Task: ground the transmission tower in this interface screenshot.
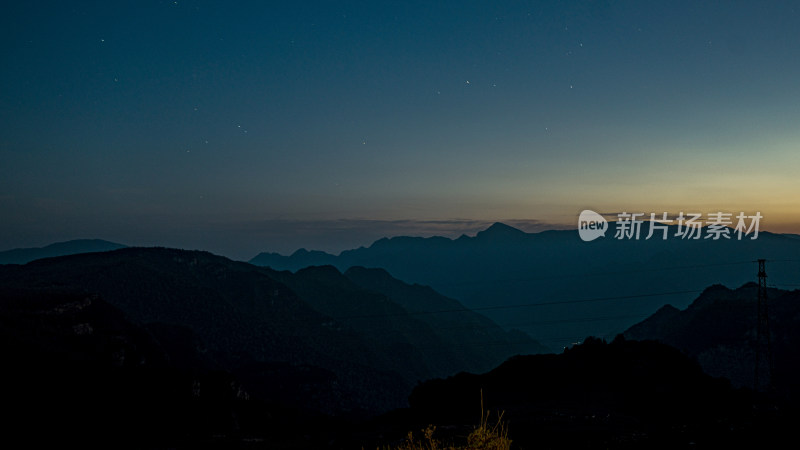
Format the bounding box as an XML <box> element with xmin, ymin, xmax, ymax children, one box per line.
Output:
<box><xmin>754</xmin><ymin>258</ymin><xmax>773</xmax><ymax>391</ymax></box>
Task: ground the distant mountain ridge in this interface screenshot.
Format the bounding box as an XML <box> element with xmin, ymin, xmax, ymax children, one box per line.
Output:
<box><xmin>0</xmin><ymin>239</ymin><xmax>126</xmax><ymax>264</ymax></box>
<box><xmin>250</xmin><ymin>222</ymin><xmax>800</xmax><ymax>349</ymax></box>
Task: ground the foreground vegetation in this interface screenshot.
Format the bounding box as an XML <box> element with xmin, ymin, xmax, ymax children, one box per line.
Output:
<box><xmin>384</xmin><ymin>396</ymin><xmax>511</xmax><ymax>450</ymax></box>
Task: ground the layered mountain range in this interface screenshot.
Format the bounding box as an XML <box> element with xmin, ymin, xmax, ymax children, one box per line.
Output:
<box><xmin>0</xmin><ymin>247</ymin><xmax>543</xmax><ymax>418</ymax></box>
<box><xmin>251</xmin><ymin>222</ymin><xmax>800</xmax><ymax>348</ymax></box>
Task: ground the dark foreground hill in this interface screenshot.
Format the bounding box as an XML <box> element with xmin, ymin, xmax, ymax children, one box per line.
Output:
<box><xmin>625</xmin><ymin>283</ymin><xmax>800</xmax><ymax>396</ymax></box>
<box><xmin>367</xmin><ymin>337</ymin><xmax>796</xmax><ymax>450</ymax></box>
<box><xmin>0</xmin><ymin>248</ymin><xmax>542</xmax><ymax>416</ymax></box>
<box><xmin>0</xmin><ymin>286</ymin><xmax>359</xmax><ymax>448</ymax></box>
<box><xmin>2</xmin><ymin>270</ymin><xmax>796</xmax><ymax>448</ymax></box>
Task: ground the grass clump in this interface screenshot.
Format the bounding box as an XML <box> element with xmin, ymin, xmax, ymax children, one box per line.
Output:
<box><xmin>465</xmin><ymin>409</ymin><xmax>511</xmax><ymax>450</ymax></box>
<box><xmin>384</xmin><ymin>392</ymin><xmax>511</xmax><ymax>450</ymax></box>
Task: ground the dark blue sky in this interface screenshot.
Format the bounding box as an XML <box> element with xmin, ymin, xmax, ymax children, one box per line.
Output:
<box><xmin>2</xmin><ymin>1</ymin><xmax>799</xmax><ymax>258</ymax></box>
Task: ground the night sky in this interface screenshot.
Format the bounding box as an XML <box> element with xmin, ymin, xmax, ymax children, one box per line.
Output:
<box><xmin>2</xmin><ymin>1</ymin><xmax>799</xmax><ymax>259</ymax></box>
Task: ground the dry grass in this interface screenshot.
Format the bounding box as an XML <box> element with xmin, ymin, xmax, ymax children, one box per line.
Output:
<box><xmin>383</xmin><ymin>392</ymin><xmax>511</xmax><ymax>450</ymax></box>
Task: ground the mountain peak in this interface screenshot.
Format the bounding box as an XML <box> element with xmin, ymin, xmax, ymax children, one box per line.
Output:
<box><xmin>475</xmin><ymin>222</ymin><xmax>526</xmax><ymax>240</ymax></box>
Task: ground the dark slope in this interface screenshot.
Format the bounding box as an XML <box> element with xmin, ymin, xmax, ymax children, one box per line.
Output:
<box><xmin>0</xmin><ymin>246</ymin><xmax>546</xmax><ymax>416</ymax></box>
<box><xmin>0</xmin><ymin>287</ymin><xmax>197</xmax><ymax>448</ymax></box>
<box><xmin>0</xmin><ymin>287</ymin><xmax>359</xmax><ymax>448</ymax></box>
<box><xmin>343</xmin><ymin>266</ymin><xmax>549</xmax><ymax>368</ymax></box>
<box><xmin>262</xmin><ymin>265</ymin><xmax>546</xmax><ymax>382</ymax></box>
<box><xmin>625</xmin><ymin>283</ymin><xmax>800</xmax><ymax>395</ymax></box>
<box><xmin>249</xmin><ymin>222</ymin><xmax>800</xmax><ymax>349</ymax></box>
<box><xmin>0</xmin><ymin>248</ymin><xmax>409</xmax><ymax>415</ymax></box>
<box><xmin>377</xmin><ymin>337</ymin><xmax>790</xmax><ymax>450</ymax></box>
<box><xmin>0</xmin><ymin>239</ymin><xmax>126</xmax><ymax>264</ymax></box>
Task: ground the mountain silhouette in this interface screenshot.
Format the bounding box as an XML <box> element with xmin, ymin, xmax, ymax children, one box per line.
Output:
<box><xmin>0</xmin><ymin>247</ymin><xmax>397</xmax><ymax>415</ymax></box>
<box><xmin>0</xmin><ymin>247</ymin><xmax>543</xmax><ymax>416</ymax></box>
<box><xmin>625</xmin><ymin>283</ymin><xmax>800</xmax><ymax>395</ymax></box>
<box><xmin>380</xmin><ymin>336</ymin><xmax>792</xmax><ymax>449</ymax></box>
<box><xmin>250</xmin><ymin>222</ymin><xmax>800</xmax><ymax>349</ymax></box>
<box><xmin>3</xmin><ymin>250</ymin><xmax>797</xmax><ymax>448</ymax></box>
<box><xmin>0</xmin><ymin>239</ymin><xmax>126</xmax><ymax>264</ymax></box>
<box><xmin>342</xmin><ymin>266</ymin><xmax>549</xmax><ymax>370</ymax></box>
<box><xmin>474</xmin><ymin>222</ymin><xmax>529</xmax><ymax>241</ymax></box>
<box><xmin>0</xmin><ymin>285</ymin><xmax>366</xmax><ymax>448</ymax></box>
